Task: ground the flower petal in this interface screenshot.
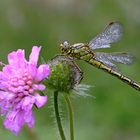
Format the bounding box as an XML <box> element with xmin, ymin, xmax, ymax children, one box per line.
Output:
<box><xmin>28</xmin><ymin>63</ymin><xmax>37</xmax><ymax>78</ymax></box>
<box><xmin>37</xmin><ymin>84</ymin><xmax>46</xmax><ymax>90</ymax></box>
<box><xmin>0</xmin><ymin>91</ymin><xmax>15</xmax><ymax>100</ymax></box>
<box><xmin>4</xmin><ymin>108</ymin><xmax>35</xmax><ymax>135</ymax></box>
<box><xmin>21</xmin><ymin>96</ymin><xmax>35</xmax><ymax>111</ymax></box>
<box><xmin>0</xmin><ymin>91</ymin><xmax>15</xmax><ymax>116</ymax></box>
<box><xmin>29</xmin><ymin>46</ymin><xmax>41</xmax><ymax>66</ymax></box>
<box><xmin>35</xmin><ymin>64</ymin><xmax>50</xmax><ymax>82</ymax></box>
<box><xmin>34</xmin><ymin>93</ymin><xmax>47</xmax><ymax>108</ymax></box>
<box><xmin>2</xmin><ymin>65</ymin><xmax>13</xmax><ymax>77</ymax></box>
<box><xmin>24</xmin><ymin>110</ymin><xmax>34</xmax><ymax>128</ymax></box>
<box><xmin>4</xmin><ymin>110</ymin><xmax>24</xmax><ymax>135</ymax></box>
<box><xmin>0</xmin><ymin>71</ymin><xmax>8</xmax><ymax>81</ymax></box>
<box><xmin>8</xmin><ymin>49</ymin><xmax>26</xmax><ymax>69</ymax></box>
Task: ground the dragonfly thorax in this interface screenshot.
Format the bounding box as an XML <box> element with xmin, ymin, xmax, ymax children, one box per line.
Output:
<box><xmin>60</xmin><ymin>41</ymin><xmax>85</xmax><ymax>56</ymax></box>
<box><xmin>72</xmin><ymin>43</ymin><xmax>85</xmax><ymax>48</ymax></box>
<box><xmin>60</xmin><ymin>41</ymin><xmax>94</xmax><ymax>60</ymax></box>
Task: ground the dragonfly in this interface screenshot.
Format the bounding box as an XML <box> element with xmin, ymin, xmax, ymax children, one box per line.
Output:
<box><xmin>60</xmin><ymin>22</ymin><xmax>140</xmax><ymax>91</ymax></box>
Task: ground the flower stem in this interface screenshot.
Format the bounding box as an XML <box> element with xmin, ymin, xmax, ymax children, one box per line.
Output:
<box><xmin>54</xmin><ymin>91</ymin><xmax>66</xmax><ymax>140</ymax></box>
<box><xmin>64</xmin><ymin>95</ymin><xmax>74</xmax><ymax>140</ymax></box>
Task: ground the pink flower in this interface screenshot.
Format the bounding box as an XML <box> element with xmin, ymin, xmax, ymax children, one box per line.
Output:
<box><xmin>0</xmin><ymin>46</ymin><xmax>50</xmax><ymax>135</ymax></box>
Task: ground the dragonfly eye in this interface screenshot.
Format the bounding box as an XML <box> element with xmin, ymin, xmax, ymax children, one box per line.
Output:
<box><xmin>63</xmin><ymin>41</ymin><xmax>69</xmax><ymax>48</ymax></box>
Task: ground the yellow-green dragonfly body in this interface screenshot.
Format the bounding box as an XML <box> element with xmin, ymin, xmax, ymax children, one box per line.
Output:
<box><xmin>60</xmin><ymin>22</ymin><xmax>140</xmax><ymax>91</ymax></box>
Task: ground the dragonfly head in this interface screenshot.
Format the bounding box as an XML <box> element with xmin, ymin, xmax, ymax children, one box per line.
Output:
<box><xmin>60</xmin><ymin>41</ymin><xmax>71</xmax><ymax>54</ymax></box>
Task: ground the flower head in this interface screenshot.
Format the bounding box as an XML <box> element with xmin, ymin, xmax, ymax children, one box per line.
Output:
<box><xmin>0</xmin><ymin>46</ymin><xmax>50</xmax><ymax>134</ymax></box>
<box><xmin>46</xmin><ymin>55</ymin><xmax>83</xmax><ymax>92</ymax></box>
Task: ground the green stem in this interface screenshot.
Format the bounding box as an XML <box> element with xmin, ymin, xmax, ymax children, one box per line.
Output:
<box><xmin>54</xmin><ymin>91</ymin><xmax>66</xmax><ymax>140</ymax></box>
<box><xmin>65</xmin><ymin>95</ymin><xmax>74</xmax><ymax>140</ymax></box>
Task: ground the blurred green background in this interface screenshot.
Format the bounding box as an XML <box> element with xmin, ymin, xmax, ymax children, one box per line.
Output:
<box><xmin>0</xmin><ymin>0</ymin><xmax>140</xmax><ymax>140</ymax></box>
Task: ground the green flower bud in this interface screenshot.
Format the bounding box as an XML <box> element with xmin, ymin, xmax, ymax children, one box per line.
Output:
<box><xmin>45</xmin><ymin>55</ymin><xmax>83</xmax><ymax>92</ymax></box>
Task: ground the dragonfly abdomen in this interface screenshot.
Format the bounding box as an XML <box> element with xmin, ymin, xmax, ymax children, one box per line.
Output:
<box><xmin>88</xmin><ymin>58</ymin><xmax>140</xmax><ymax>91</ymax></box>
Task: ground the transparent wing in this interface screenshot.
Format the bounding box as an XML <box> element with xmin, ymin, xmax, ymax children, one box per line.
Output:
<box><xmin>89</xmin><ymin>22</ymin><xmax>123</xmax><ymax>50</ymax></box>
<box><xmin>95</xmin><ymin>52</ymin><xmax>134</xmax><ymax>69</ymax></box>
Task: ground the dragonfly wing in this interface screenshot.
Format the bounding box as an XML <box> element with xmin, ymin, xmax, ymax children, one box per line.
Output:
<box><xmin>89</xmin><ymin>22</ymin><xmax>123</xmax><ymax>50</ymax></box>
<box><xmin>95</xmin><ymin>52</ymin><xmax>134</xmax><ymax>69</ymax></box>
